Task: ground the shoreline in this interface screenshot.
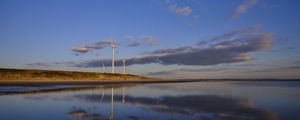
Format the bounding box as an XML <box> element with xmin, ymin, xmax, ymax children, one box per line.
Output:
<box><xmin>0</xmin><ymin>79</ymin><xmax>299</xmax><ymax>86</ymax></box>
<box><xmin>0</xmin><ymin>79</ymin><xmax>200</xmax><ymax>86</ymax></box>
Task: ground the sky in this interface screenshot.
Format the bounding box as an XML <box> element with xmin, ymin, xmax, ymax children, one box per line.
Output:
<box><xmin>0</xmin><ymin>0</ymin><xmax>300</xmax><ymax>79</ymax></box>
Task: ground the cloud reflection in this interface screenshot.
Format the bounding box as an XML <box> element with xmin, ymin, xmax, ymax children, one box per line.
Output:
<box><xmin>74</xmin><ymin>94</ymin><xmax>280</xmax><ymax>120</ymax></box>
<box><xmin>68</xmin><ymin>108</ymin><xmax>104</xmax><ymax>120</ymax></box>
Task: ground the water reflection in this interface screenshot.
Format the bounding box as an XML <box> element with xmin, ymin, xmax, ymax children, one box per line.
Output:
<box><xmin>1</xmin><ymin>81</ymin><xmax>298</xmax><ymax>120</ymax></box>
<box><xmin>69</xmin><ymin>108</ymin><xmax>104</xmax><ymax>120</ymax></box>
<box><xmin>110</xmin><ymin>87</ymin><xmax>114</xmax><ymax>120</ymax></box>
<box><xmin>71</xmin><ymin>86</ymin><xmax>279</xmax><ymax>120</ymax></box>
<box><xmin>0</xmin><ymin>84</ymin><xmax>138</xmax><ymax>95</ymax></box>
<box><xmin>109</xmin><ymin>86</ymin><xmax>126</xmax><ymax>120</ymax></box>
<box><xmin>67</xmin><ymin>86</ymin><xmax>127</xmax><ymax>120</ymax></box>
<box><xmin>122</xmin><ymin>87</ymin><xmax>126</xmax><ymax>104</ymax></box>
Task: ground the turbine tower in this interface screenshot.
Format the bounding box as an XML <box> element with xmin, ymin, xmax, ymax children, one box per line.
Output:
<box><xmin>122</xmin><ymin>87</ymin><xmax>126</xmax><ymax>103</ymax></box>
<box><xmin>111</xmin><ymin>41</ymin><xmax>116</xmax><ymax>73</ymax></box>
<box><xmin>122</xmin><ymin>58</ymin><xmax>126</xmax><ymax>74</ymax></box>
<box><xmin>102</xmin><ymin>63</ymin><xmax>106</xmax><ymax>73</ymax></box>
<box><xmin>109</xmin><ymin>87</ymin><xmax>114</xmax><ymax>120</ymax></box>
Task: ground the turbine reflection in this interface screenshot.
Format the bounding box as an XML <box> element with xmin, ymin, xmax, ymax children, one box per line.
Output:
<box><xmin>109</xmin><ymin>87</ymin><xmax>114</xmax><ymax>120</ymax></box>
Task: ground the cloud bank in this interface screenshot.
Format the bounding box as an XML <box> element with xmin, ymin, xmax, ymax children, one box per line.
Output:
<box><xmin>26</xmin><ymin>62</ymin><xmax>51</xmax><ymax>67</ymax></box>
<box><xmin>74</xmin><ymin>25</ymin><xmax>273</xmax><ymax>67</ymax></box>
<box><xmin>147</xmin><ymin>68</ymin><xmax>226</xmax><ymax>76</ymax></box>
<box><xmin>28</xmin><ymin>25</ymin><xmax>273</xmax><ymax>69</ymax></box>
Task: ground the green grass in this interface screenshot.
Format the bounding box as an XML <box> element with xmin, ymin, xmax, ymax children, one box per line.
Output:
<box><xmin>0</xmin><ymin>68</ymin><xmax>152</xmax><ymax>80</ymax></box>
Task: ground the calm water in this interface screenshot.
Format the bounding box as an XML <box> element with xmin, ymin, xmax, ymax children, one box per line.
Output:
<box><xmin>0</xmin><ymin>81</ymin><xmax>299</xmax><ymax>120</ymax></box>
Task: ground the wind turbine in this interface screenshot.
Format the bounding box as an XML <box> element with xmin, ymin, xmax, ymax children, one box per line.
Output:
<box><xmin>111</xmin><ymin>41</ymin><xmax>116</xmax><ymax>73</ymax></box>
<box><xmin>95</xmin><ymin>53</ymin><xmax>105</xmax><ymax>73</ymax></box>
<box><xmin>122</xmin><ymin>58</ymin><xmax>126</xmax><ymax>74</ymax></box>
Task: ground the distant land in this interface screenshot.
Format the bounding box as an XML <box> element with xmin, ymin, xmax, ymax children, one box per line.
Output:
<box><xmin>0</xmin><ymin>68</ymin><xmax>299</xmax><ymax>86</ymax></box>
<box><xmin>0</xmin><ymin>68</ymin><xmax>153</xmax><ymax>81</ymax></box>
<box><xmin>0</xmin><ymin>68</ymin><xmax>200</xmax><ymax>85</ymax></box>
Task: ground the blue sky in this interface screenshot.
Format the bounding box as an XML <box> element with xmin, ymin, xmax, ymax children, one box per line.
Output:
<box><xmin>0</xmin><ymin>0</ymin><xmax>300</xmax><ymax>79</ymax></box>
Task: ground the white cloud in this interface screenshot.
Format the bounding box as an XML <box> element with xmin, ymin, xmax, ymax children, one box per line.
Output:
<box><xmin>71</xmin><ymin>40</ymin><xmax>113</xmax><ymax>54</ymax></box>
<box><xmin>229</xmin><ymin>0</ymin><xmax>258</xmax><ymax>19</ymax></box>
<box><xmin>169</xmin><ymin>4</ymin><xmax>192</xmax><ymax>16</ymax></box>
<box><xmin>141</xmin><ymin>35</ymin><xmax>159</xmax><ymax>46</ymax></box>
<box><xmin>71</xmin><ymin>46</ymin><xmax>90</xmax><ymax>53</ymax></box>
<box><xmin>193</xmin><ymin>15</ymin><xmax>199</xmax><ymax>20</ymax></box>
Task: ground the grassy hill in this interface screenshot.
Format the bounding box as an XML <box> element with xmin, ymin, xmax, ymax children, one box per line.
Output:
<box><xmin>0</xmin><ymin>68</ymin><xmax>152</xmax><ymax>81</ymax></box>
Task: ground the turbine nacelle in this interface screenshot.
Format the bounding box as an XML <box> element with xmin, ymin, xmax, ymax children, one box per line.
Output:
<box><xmin>111</xmin><ymin>41</ymin><xmax>116</xmax><ymax>48</ymax></box>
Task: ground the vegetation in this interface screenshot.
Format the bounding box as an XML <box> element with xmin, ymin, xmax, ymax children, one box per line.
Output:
<box><xmin>0</xmin><ymin>68</ymin><xmax>152</xmax><ymax>80</ymax></box>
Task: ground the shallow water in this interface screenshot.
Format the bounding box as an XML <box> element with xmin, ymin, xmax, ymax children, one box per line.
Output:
<box><xmin>0</xmin><ymin>81</ymin><xmax>299</xmax><ymax>120</ymax></box>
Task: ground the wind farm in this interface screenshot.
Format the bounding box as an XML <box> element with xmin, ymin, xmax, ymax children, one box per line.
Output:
<box><xmin>1</xmin><ymin>0</ymin><xmax>300</xmax><ymax>120</ymax></box>
<box><xmin>0</xmin><ymin>41</ymin><xmax>157</xmax><ymax>85</ymax></box>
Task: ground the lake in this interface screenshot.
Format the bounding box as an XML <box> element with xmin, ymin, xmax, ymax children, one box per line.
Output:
<box><xmin>0</xmin><ymin>81</ymin><xmax>299</xmax><ymax>120</ymax></box>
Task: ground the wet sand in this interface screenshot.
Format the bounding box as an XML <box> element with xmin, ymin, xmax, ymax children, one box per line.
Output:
<box><xmin>0</xmin><ymin>79</ymin><xmax>202</xmax><ymax>86</ymax></box>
